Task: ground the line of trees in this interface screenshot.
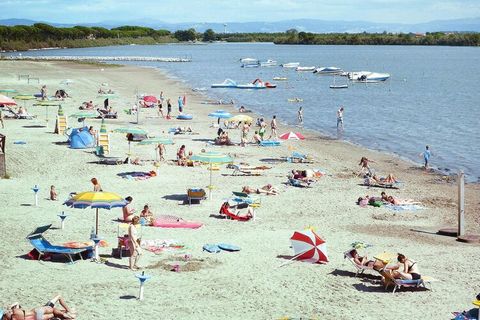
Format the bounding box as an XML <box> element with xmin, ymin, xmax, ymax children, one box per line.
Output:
<box><xmin>274</xmin><ymin>29</ymin><xmax>480</xmax><ymax>46</ymax></box>
<box><xmin>1</xmin><ymin>23</ymin><xmax>479</xmax><ymax>51</ymax></box>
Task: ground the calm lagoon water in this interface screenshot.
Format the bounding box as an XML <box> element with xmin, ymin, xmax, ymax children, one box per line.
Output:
<box><xmin>14</xmin><ymin>43</ymin><xmax>480</xmax><ymax>181</ymax></box>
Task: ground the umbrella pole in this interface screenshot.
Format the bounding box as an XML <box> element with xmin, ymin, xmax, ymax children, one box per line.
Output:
<box><xmin>277</xmin><ymin>250</ymin><xmax>311</xmax><ymax>268</ymax></box>
<box><xmin>95</xmin><ymin>208</ymin><xmax>99</xmax><ymax>236</ymax></box>
<box><xmin>128</xmin><ymin>141</ymin><xmax>131</xmax><ymax>155</ymax></box>
<box><xmin>209</xmin><ymin>163</ymin><xmax>213</xmax><ymax>200</ymax></box>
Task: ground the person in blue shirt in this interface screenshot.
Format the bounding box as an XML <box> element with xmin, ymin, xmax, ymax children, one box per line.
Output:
<box><xmin>178</xmin><ymin>96</ymin><xmax>183</xmax><ymax>113</ymax></box>
<box><xmin>421</xmin><ymin>145</ymin><xmax>432</xmax><ymax>170</ymax></box>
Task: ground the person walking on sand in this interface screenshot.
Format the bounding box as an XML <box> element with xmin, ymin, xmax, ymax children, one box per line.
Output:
<box><xmin>40</xmin><ymin>85</ymin><xmax>47</xmax><ymax>101</ymax></box>
<box><xmin>297</xmin><ymin>107</ymin><xmax>303</xmax><ymax>126</ymax></box>
<box><xmin>166</xmin><ymin>99</ymin><xmax>172</xmax><ymax>119</ymax></box>
<box><xmin>420</xmin><ymin>145</ymin><xmax>432</xmax><ymax>170</ymax></box>
<box><xmin>128</xmin><ymin>216</ymin><xmax>142</xmax><ymax>271</ymax></box>
<box><xmin>240</xmin><ymin>122</ymin><xmax>250</xmax><ymax>147</ymax></box>
<box><xmin>157</xmin><ymin>99</ymin><xmax>164</xmax><ymax>118</ymax></box>
<box><xmin>268</xmin><ymin>115</ymin><xmax>278</xmax><ymax>140</ymax></box>
<box><xmin>156</xmin><ymin>143</ymin><xmax>166</xmax><ymax>161</ymax></box>
<box><xmin>159</xmin><ymin>91</ymin><xmax>164</xmax><ymax>103</ymax></box>
<box><xmin>178</xmin><ymin>96</ymin><xmax>183</xmax><ymax>113</ymax></box>
<box><xmin>337</xmin><ymin>107</ymin><xmax>344</xmax><ymax>129</ymax></box>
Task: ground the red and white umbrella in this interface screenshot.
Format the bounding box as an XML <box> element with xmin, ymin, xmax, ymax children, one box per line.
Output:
<box><xmin>280</xmin><ymin>131</ymin><xmax>305</xmax><ymax>140</ymax></box>
<box><xmin>143</xmin><ymin>95</ymin><xmax>158</xmax><ymax>103</ymax></box>
<box><xmin>290</xmin><ymin>229</ymin><xmax>328</xmax><ymax>264</ymax></box>
<box><xmin>0</xmin><ymin>94</ymin><xmax>17</xmax><ymax>106</ymax></box>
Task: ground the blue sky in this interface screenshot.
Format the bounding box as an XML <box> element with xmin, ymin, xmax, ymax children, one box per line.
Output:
<box><xmin>1</xmin><ymin>0</ymin><xmax>479</xmax><ymax>24</ymax></box>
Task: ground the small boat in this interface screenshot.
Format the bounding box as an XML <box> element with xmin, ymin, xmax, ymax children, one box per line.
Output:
<box><xmin>259</xmin><ymin>59</ymin><xmax>277</xmax><ymax>67</ymax></box>
<box><xmin>241</xmin><ymin>62</ymin><xmax>260</xmax><ymax>68</ymax></box>
<box><xmin>329</xmin><ymin>76</ymin><xmax>348</xmax><ymax>89</ymax></box>
<box><xmin>313</xmin><ymin>66</ymin><xmax>343</xmax><ymax>75</ymax></box>
<box><xmin>192</xmin><ymin>87</ymin><xmax>207</xmax><ymax>92</ymax></box>
<box><xmin>273</xmin><ymin>77</ymin><xmax>288</xmax><ymax>81</ymax></box>
<box><xmin>239</xmin><ymin>58</ymin><xmax>258</xmax><ymax>64</ymax></box>
<box><xmin>296</xmin><ymin>66</ymin><xmax>316</xmax><ymax>72</ymax></box>
<box><xmin>211</xmin><ymin>79</ymin><xmax>237</xmax><ymax>88</ymax></box>
<box><xmin>281</xmin><ymin>62</ymin><xmax>300</xmax><ymax>68</ymax></box>
<box><xmin>348</xmin><ymin>71</ymin><xmax>390</xmax><ymax>82</ymax></box>
<box><xmin>287</xmin><ymin>98</ymin><xmax>303</xmax><ymax>103</ymax></box>
<box><xmin>237</xmin><ymin>79</ymin><xmax>276</xmax><ymax>89</ymax></box>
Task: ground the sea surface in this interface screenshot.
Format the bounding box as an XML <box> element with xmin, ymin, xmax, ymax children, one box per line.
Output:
<box><xmin>11</xmin><ymin>43</ymin><xmax>480</xmax><ymax>181</ymax></box>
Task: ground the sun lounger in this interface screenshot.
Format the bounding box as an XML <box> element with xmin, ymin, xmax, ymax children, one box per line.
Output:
<box><xmin>26</xmin><ymin>224</ymin><xmax>90</xmax><ymax>263</ymax></box>
<box><xmin>94</xmin><ymin>147</ymin><xmax>124</xmax><ymax>165</ymax></box>
<box><xmin>187</xmin><ymin>188</ymin><xmax>206</xmax><ymax>206</ymax></box>
<box><xmin>231</xmin><ymin>191</ymin><xmax>261</xmax><ymax>207</ymax></box>
<box><xmin>287</xmin><ymin>152</ymin><xmax>314</xmax><ymax>163</ymax></box>
<box><xmin>344</xmin><ymin>251</ymin><xmax>376</xmax><ymax>277</ymax></box>
<box><xmin>219</xmin><ymin>203</ymin><xmax>253</xmax><ymax>222</ymax></box>
<box><xmin>97</xmin><ymin>109</ymin><xmax>118</xmax><ymax>119</ymax></box>
<box><xmin>230</xmin><ymin>165</ymin><xmax>262</xmax><ymax>176</ymax></box>
<box><xmin>378</xmin><ymin>269</ymin><xmax>435</xmax><ymax>293</ymax></box>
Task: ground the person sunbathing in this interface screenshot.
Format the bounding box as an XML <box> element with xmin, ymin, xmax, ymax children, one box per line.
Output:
<box><xmin>242</xmin><ymin>184</ymin><xmax>278</xmax><ymax>195</ymax></box>
<box><xmin>122</xmin><ymin>196</ymin><xmax>135</xmax><ymax>222</ymax></box>
<box><xmin>349</xmin><ymin>249</ymin><xmax>385</xmax><ymax>271</ymax></box>
<box><xmin>220</xmin><ymin>202</ymin><xmax>255</xmax><ymax>220</ymax></box>
<box><xmin>2</xmin><ymin>295</ymin><xmax>75</xmax><ymax>320</ymax></box>
<box><xmin>140</xmin><ymin>204</ymin><xmax>154</xmax><ymax>225</ymax></box>
<box><xmin>388</xmin><ymin>253</ymin><xmax>421</xmax><ymax>280</ymax></box>
<box><xmin>364</xmin><ymin>173</ymin><xmax>398</xmax><ymax>186</ymax></box>
<box><xmin>291</xmin><ymin>170</ymin><xmax>313</xmax><ymax>182</ymax></box>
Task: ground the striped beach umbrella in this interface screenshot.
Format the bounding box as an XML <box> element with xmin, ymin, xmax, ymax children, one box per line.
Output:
<box><xmin>64</xmin><ymin>191</ymin><xmax>127</xmax><ymax>235</ymax></box>
<box><xmin>57</xmin><ymin>105</ymin><xmax>64</xmax><ymax>116</ymax></box>
<box><xmin>190</xmin><ymin>151</ymin><xmax>233</xmax><ymax>199</ymax></box>
<box><xmin>279</xmin><ymin>131</ymin><xmax>305</xmax><ymax>140</ymax></box>
<box><xmin>33</xmin><ymin>101</ymin><xmax>61</xmax><ymax>124</ymax></box>
<box><xmin>290</xmin><ymin>229</ymin><xmax>329</xmax><ymax>264</ymax></box>
<box><xmin>99</xmin><ymin>118</ymin><xmax>107</xmax><ymax>133</ymax></box>
<box><xmin>0</xmin><ymin>94</ymin><xmax>17</xmax><ymax>106</ymax></box>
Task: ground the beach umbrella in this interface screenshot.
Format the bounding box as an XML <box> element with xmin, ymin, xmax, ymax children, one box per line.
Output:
<box><xmin>190</xmin><ymin>151</ymin><xmax>233</xmax><ymax>199</ymax></box>
<box><xmin>208</xmin><ymin>110</ymin><xmax>232</xmax><ymax>125</ymax></box>
<box><xmin>33</xmin><ymin>101</ymin><xmax>61</xmax><ymax>125</ymax></box>
<box><xmin>113</xmin><ymin>127</ymin><xmax>148</xmax><ymax>154</ymax></box>
<box><xmin>290</xmin><ymin>229</ymin><xmax>329</xmax><ymax>264</ymax></box>
<box><xmin>229</xmin><ymin>114</ymin><xmax>253</xmax><ymax>123</ymax></box>
<box><xmin>70</xmin><ymin>111</ymin><xmax>97</xmax><ymax>126</ymax></box>
<box><xmin>0</xmin><ymin>89</ymin><xmax>17</xmax><ymax>96</ymax></box>
<box><xmin>143</xmin><ymin>95</ymin><xmax>158</xmax><ymax>103</ymax></box>
<box><xmin>280</xmin><ymin>132</ymin><xmax>305</xmax><ymax>140</ymax></box>
<box><xmin>0</xmin><ymin>94</ymin><xmax>17</xmax><ymax>106</ymax></box>
<box><xmin>138</xmin><ymin>137</ymin><xmax>174</xmax><ymax>145</ymax></box>
<box><xmin>97</xmin><ymin>93</ymin><xmax>118</xmax><ymax>98</ymax></box>
<box><xmin>63</xmin><ymin>191</ymin><xmax>127</xmax><ymax>236</ymax></box>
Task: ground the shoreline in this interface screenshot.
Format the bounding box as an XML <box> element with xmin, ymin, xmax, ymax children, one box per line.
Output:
<box><xmin>1</xmin><ymin>60</ymin><xmax>479</xmax><ymax>320</ymax></box>
<box><xmin>142</xmin><ymin>63</ymin><xmax>475</xmax><ymax>184</ymax></box>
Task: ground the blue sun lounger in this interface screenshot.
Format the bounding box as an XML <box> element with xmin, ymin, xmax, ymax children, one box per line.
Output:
<box><xmin>27</xmin><ymin>224</ymin><xmax>91</xmax><ymax>263</ymax></box>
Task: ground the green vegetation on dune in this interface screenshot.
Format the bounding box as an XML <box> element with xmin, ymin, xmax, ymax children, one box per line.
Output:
<box><xmin>0</xmin><ymin>23</ymin><xmax>479</xmax><ymax>51</ymax></box>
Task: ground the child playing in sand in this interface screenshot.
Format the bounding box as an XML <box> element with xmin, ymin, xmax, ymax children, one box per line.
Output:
<box><xmin>50</xmin><ymin>185</ymin><xmax>58</xmax><ymax>201</ymax></box>
<box><xmin>140</xmin><ymin>204</ymin><xmax>154</xmax><ymax>226</ymax></box>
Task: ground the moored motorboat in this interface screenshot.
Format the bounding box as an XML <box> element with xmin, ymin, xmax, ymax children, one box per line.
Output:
<box><xmin>259</xmin><ymin>59</ymin><xmax>277</xmax><ymax>67</ymax></box>
<box><xmin>348</xmin><ymin>71</ymin><xmax>390</xmax><ymax>82</ymax></box>
<box><xmin>281</xmin><ymin>62</ymin><xmax>300</xmax><ymax>68</ymax></box>
<box><xmin>313</xmin><ymin>66</ymin><xmax>343</xmax><ymax>75</ymax></box>
<box><xmin>239</xmin><ymin>58</ymin><xmax>258</xmax><ymax>64</ymax></box>
<box><xmin>296</xmin><ymin>66</ymin><xmax>316</xmax><ymax>72</ymax></box>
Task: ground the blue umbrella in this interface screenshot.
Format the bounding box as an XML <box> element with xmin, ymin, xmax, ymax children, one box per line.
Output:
<box><xmin>208</xmin><ymin>110</ymin><xmax>232</xmax><ymax>125</ymax></box>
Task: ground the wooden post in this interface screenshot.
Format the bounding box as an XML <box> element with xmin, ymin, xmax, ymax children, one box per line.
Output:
<box><xmin>457</xmin><ymin>171</ymin><xmax>465</xmax><ymax>237</ymax></box>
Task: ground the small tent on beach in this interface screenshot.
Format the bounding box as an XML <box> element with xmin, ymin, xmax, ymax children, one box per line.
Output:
<box><xmin>69</xmin><ymin>127</ymin><xmax>95</xmax><ymax>149</ymax></box>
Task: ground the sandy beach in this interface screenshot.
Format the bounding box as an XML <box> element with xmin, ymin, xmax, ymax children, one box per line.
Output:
<box><xmin>0</xmin><ymin>60</ymin><xmax>479</xmax><ymax>320</ymax></box>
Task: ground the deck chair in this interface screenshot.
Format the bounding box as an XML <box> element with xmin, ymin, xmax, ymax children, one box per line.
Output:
<box><xmin>219</xmin><ymin>203</ymin><xmax>252</xmax><ymax>222</ymax></box>
<box><xmin>231</xmin><ymin>191</ymin><xmax>261</xmax><ymax>207</ymax></box>
<box><xmin>26</xmin><ymin>224</ymin><xmax>89</xmax><ymax>263</ymax></box>
<box><xmin>97</xmin><ymin>108</ymin><xmax>118</xmax><ymax>119</ymax></box>
<box><xmin>378</xmin><ymin>269</ymin><xmax>435</xmax><ymax>293</ymax></box>
<box><xmin>116</xmin><ymin>223</ymin><xmax>130</xmax><ymax>258</ymax></box>
<box><xmin>231</xmin><ymin>165</ymin><xmax>262</xmax><ymax>176</ymax></box>
<box><xmin>187</xmin><ymin>188</ymin><xmax>206</xmax><ymax>206</ymax></box>
<box><xmin>343</xmin><ymin>251</ymin><xmax>375</xmax><ymax>277</ymax></box>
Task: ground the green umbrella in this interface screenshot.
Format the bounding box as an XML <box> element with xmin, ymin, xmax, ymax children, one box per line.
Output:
<box><xmin>33</xmin><ymin>101</ymin><xmax>61</xmax><ymax>125</ymax></box>
<box><xmin>97</xmin><ymin>93</ymin><xmax>118</xmax><ymax>98</ymax></box>
<box><xmin>13</xmin><ymin>94</ymin><xmax>36</xmax><ymax>108</ymax></box>
<box><xmin>190</xmin><ymin>151</ymin><xmax>233</xmax><ymax>199</ymax></box>
<box><xmin>113</xmin><ymin>127</ymin><xmax>148</xmax><ymax>154</ymax></box>
<box><xmin>70</xmin><ymin>111</ymin><xmax>97</xmax><ymax>126</ymax></box>
<box><xmin>0</xmin><ymin>89</ymin><xmax>17</xmax><ymax>96</ymax></box>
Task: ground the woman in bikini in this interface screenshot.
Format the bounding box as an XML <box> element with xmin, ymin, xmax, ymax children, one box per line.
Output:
<box><xmin>2</xmin><ymin>295</ymin><xmax>75</xmax><ymax>320</ymax></box>
<box><xmin>349</xmin><ymin>249</ymin><xmax>386</xmax><ymax>271</ymax></box>
<box><xmin>390</xmin><ymin>253</ymin><xmax>421</xmax><ymax>280</ymax></box>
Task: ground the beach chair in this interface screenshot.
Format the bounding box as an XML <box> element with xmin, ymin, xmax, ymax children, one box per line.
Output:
<box><xmin>115</xmin><ymin>223</ymin><xmax>130</xmax><ymax>259</ymax></box>
<box><xmin>219</xmin><ymin>203</ymin><xmax>253</xmax><ymax>222</ymax></box>
<box><xmin>287</xmin><ymin>152</ymin><xmax>314</xmax><ymax>163</ymax></box>
<box><xmin>343</xmin><ymin>251</ymin><xmax>375</xmax><ymax>277</ymax></box>
<box><xmin>26</xmin><ymin>224</ymin><xmax>90</xmax><ymax>264</ymax></box>
<box><xmin>378</xmin><ymin>269</ymin><xmax>435</xmax><ymax>293</ymax></box>
<box><xmin>187</xmin><ymin>188</ymin><xmax>206</xmax><ymax>206</ymax></box>
<box><xmin>230</xmin><ymin>165</ymin><xmax>262</xmax><ymax>176</ymax></box>
<box><xmin>231</xmin><ymin>191</ymin><xmax>261</xmax><ymax>208</ymax></box>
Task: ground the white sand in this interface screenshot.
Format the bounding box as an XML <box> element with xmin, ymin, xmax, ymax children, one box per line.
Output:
<box><xmin>0</xmin><ymin>60</ymin><xmax>479</xmax><ymax>320</ymax></box>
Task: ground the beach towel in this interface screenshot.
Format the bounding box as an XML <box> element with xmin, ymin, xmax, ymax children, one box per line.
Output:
<box><xmin>203</xmin><ymin>244</ymin><xmax>221</xmax><ymax>253</ymax></box>
<box><xmin>384</xmin><ymin>204</ymin><xmax>425</xmax><ymax>212</ymax></box>
<box><xmin>141</xmin><ymin>239</ymin><xmax>185</xmax><ymax>254</ymax></box>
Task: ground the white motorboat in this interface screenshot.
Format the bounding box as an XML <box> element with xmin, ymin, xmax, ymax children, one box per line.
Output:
<box><xmin>239</xmin><ymin>58</ymin><xmax>258</xmax><ymax>64</ymax></box>
<box><xmin>241</xmin><ymin>62</ymin><xmax>260</xmax><ymax>68</ymax></box>
<box><xmin>259</xmin><ymin>59</ymin><xmax>277</xmax><ymax>67</ymax></box>
<box><xmin>313</xmin><ymin>66</ymin><xmax>343</xmax><ymax>75</ymax></box>
<box><xmin>281</xmin><ymin>62</ymin><xmax>300</xmax><ymax>68</ymax></box>
<box><xmin>296</xmin><ymin>66</ymin><xmax>316</xmax><ymax>72</ymax></box>
<box><xmin>348</xmin><ymin>71</ymin><xmax>390</xmax><ymax>82</ymax></box>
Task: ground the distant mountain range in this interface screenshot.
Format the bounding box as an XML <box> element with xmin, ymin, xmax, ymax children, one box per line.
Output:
<box><xmin>1</xmin><ymin>17</ymin><xmax>479</xmax><ymax>33</ymax></box>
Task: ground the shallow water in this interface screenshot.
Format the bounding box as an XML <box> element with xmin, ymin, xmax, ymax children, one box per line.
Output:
<box><xmin>13</xmin><ymin>43</ymin><xmax>480</xmax><ymax>181</ymax></box>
